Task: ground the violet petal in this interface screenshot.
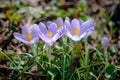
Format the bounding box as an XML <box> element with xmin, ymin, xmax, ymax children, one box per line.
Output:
<box><xmin>79</xmin><ymin>19</ymin><xmax>93</xmax><ymax>35</ymax></box>
<box><xmin>31</xmin><ymin>24</ymin><xmax>39</xmax><ymax>38</ymax></box>
<box><xmin>14</xmin><ymin>32</ymin><xmax>29</xmax><ymax>44</ymax></box>
<box><xmin>65</xmin><ymin>20</ymin><xmax>73</xmax><ymax>34</ymax></box>
<box><xmin>30</xmin><ymin>37</ymin><xmax>39</xmax><ymax>44</ymax></box>
<box><xmin>39</xmin><ymin>22</ymin><xmax>47</xmax><ymax>34</ymax></box>
<box><xmin>48</xmin><ymin>23</ymin><xmax>57</xmax><ymax>33</ymax></box>
<box><xmin>22</xmin><ymin>25</ymin><xmax>31</xmax><ymax>35</ymax></box>
<box><xmin>56</xmin><ymin>17</ymin><xmax>63</xmax><ymax>27</ymax></box>
<box><xmin>46</xmin><ymin>21</ymin><xmax>52</xmax><ymax>27</ymax></box>
<box><xmin>71</xmin><ymin>19</ymin><xmax>80</xmax><ymax>34</ymax></box>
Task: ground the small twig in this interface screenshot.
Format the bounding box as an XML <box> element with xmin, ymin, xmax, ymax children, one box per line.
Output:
<box><xmin>96</xmin><ymin>67</ymin><xmax>106</xmax><ymax>80</ymax></box>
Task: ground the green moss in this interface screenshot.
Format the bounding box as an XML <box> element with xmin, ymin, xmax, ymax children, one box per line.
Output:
<box><xmin>4</xmin><ymin>9</ymin><xmax>21</xmax><ymax>23</ymax></box>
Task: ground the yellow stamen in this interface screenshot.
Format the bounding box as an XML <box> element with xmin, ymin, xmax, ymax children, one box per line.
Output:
<box><xmin>57</xmin><ymin>22</ymin><xmax>61</xmax><ymax>28</ymax></box>
<box><xmin>74</xmin><ymin>27</ymin><xmax>79</xmax><ymax>35</ymax></box>
<box><xmin>48</xmin><ymin>31</ymin><xmax>53</xmax><ymax>37</ymax></box>
<box><xmin>26</xmin><ymin>33</ymin><xmax>32</xmax><ymax>41</ymax></box>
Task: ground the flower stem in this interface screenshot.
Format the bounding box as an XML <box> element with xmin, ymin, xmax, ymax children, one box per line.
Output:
<box><xmin>62</xmin><ymin>55</ymin><xmax>66</xmax><ymax>80</ymax></box>
<box><xmin>84</xmin><ymin>38</ymin><xmax>89</xmax><ymax>79</ymax></box>
<box><xmin>59</xmin><ymin>37</ymin><xmax>65</xmax><ymax>48</ymax></box>
<box><xmin>85</xmin><ymin>39</ymin><xmax>88</xmax><ymax>66</ymax></box>
<box><xmin>73</xmin><ymin>41</ymin><xmax>77</xmax><ymax>45</ymax></box>
<box><xmin>104</xmin><ymin>48</ymin><xmax>109</xmax><ymax>65</ymax></box>
<box><xmin>72</xmin><ymin>41</ymin><xmax>77</xmax><ymax>58</ymax></box>
<box><xmin>31</xmin><ymin>44</ymin><xmax>40</xmax><ymax>72</ymax></box>
<box><xmin>48</xmin><ymin>45</ymin><xmax>51</xmax><ymax>64</ymax></box>
<box><xmin>31</xmin><ymin>44</ymin><xmax>36</xmax><ymax>56</ymax></box>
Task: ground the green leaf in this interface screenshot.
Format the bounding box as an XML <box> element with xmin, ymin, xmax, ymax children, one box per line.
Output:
<box><xmin>106</xmin><ymin>65</ymin><xmax>117</xmax><ymax>80</ymax></box>
<box><xmin>106</xmin><ymin>65</ymin><xmax>116</xmax><ymax>74</ymax></box>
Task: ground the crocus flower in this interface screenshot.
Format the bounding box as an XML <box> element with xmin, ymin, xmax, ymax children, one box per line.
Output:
<box><xmin>13</xmin><ymin>24</ymin><xmax>39</xmax><ymax>44</ymax></box>
<box><xmin>46</xmin><ymin>17</ymin><xmax>64</xmax><ymax>30</ymax></box>
<box><xmin>65</xmin><ymin>17</ymin><xmax>96</xmax><ymax>41</ymax></box>
<box><xmin>101</xmin><ymin>37</ymin><xmax>109</xmax><ymax>48</ymax></box>
<box><xmin>39</xmin><ymin>22</ymin><xmax>65</xmax><ymax>46</ymax></box>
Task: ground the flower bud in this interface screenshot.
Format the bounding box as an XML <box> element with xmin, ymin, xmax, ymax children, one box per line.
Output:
<box><xmin>101</xmin><ymin>37</ymin><xmax>109</xmax><ymax>48</ymax></box>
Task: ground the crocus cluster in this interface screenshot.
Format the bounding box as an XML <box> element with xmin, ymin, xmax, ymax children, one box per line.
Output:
<box><xmin>14</xmin><ymin>17</ymin><xmax>96</xmax><ymax>46</ymax></box>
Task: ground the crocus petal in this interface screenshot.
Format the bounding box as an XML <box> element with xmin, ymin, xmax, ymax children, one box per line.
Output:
<box><xmin>22</xmin><ymin>25</ymin><xmax>31</xmax><ymax>35</ymax></box>
<box><xmin>39</xmin><ymin>32</ymin><xmax>53</xmax><ymax>46</ymax></box>
<box><xmin>85</xmin><ymin>29</ymin><xmax>93</xmax><ymax>37</ymax></box>
<box><xmin>81</xmin><ymin>26</ymin><xmax>95</xmax><ymax>38</ymax></box>
<box><xmin>65</xmin><ymin>29</ymin><xmax>73</xmax><ymax>39</ymax></box>
<box><xmin>40</xmin><ymin>35</ymin><xmax>52</xmax><ymax>43</ymax></box>
<box><xmin>71</xmin><ymin>19</ymin><xmax>80</xmax><ymax>28</ymax></box>
<box><xmin>31</xmin><ymin>24</ymin><xmax>39</xmax><ymax>38</ymax></box>
<box><xmin>91</xmin><ymin>22</ymin><xmax>96</xmax><ymax>30</ymax></box>
<box><xmin>79</xmin><ymin>19</ymin><xmax>93</xmax><ymax>35</ymax></box>
<box><xmin>64</xmin><ymin>20</ymin><xmax>73</xmax><ymax>34</ymax></box>
<box><xmin>69</xmin><ymin>29</ymin><xmax>90</xmax><ymax>41</ymax></box>
<box><xmin>56</xmin><ymin>17</ymin><xmax>63</xmax><ymax>27</ymax></box>
<box><xmin>52</xmin><ymin>28</ymin><xmax>65</xmax><ymax>42</ymax></box>
<box><xmin>71</xmin><ymin>19</ymin><xmax>80</xmax><ymax>33</ymax></box>
<box><xmin>29</xmin><ymin>37</ymin><xmax>39</xmax><ymax>44</ymax></box>
<box><xmin>71</xmin><ymin>36</ymin><xmax>82</xmax><ymax>41</ymax></box>
<box><xmin>39</xmin><ymin>22</ymin><xmax>47</xmax><ymax>34</ymax></box>
<box><xmin>39</xmin><ymin>31</ymin><xmax>52</xmax><ymax>43</ymax></box>
<box><xmin>79</xmin><ymin>19</ymin><xmax>84</xmax><ymax>25</ymax></box>
<box><xmin>13</xmin><ymin>32</ymin><xmax>30</xmax><ymax>44</ymax></box>
<box><xmin>66</xmin><ymin>31</ymin><xmax>82</xmax><ymax>41</ymax></box>
<box><xmin>52</xmin><ymin>32</ymin><xmax>61</xmax><ymax>42</ymax></box>
<box><xmin>48</xmin><ymin>23</ymin><xmax>57</xmax><ymax>33</ymax></box>
<box><xmin>80</xmin><ymin>29</ymin><xmax>91</xmax><ymax>39</ymax></box>
<box><xmin>46</xmin><ymin>21</ymin><xmax>52</xmax><ymax>26</ymax></box>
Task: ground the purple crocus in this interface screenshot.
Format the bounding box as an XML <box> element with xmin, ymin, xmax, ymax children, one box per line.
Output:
<box><xmin>65</xmin><ymin>17</ymin><xmax>96</xmax><ymax>41</ymax></box>
<box><xmin>46</xmin><ymin>17</ymin><xmax>64</xmax><ymax>30</ymax></box>
<box><xmin>39</xmin><ymin>22</ymin><xmax>65</xmax><ymax>46</ymax></box>
<box><xmin>13</xmin><ymin>24</ymin><xmax>39</xmax><ymax>44</ymax></box>
<box><xmin>101</xmin><ymin>37</ymin><xmax>109</xmax><ymax>48</ymax></box>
